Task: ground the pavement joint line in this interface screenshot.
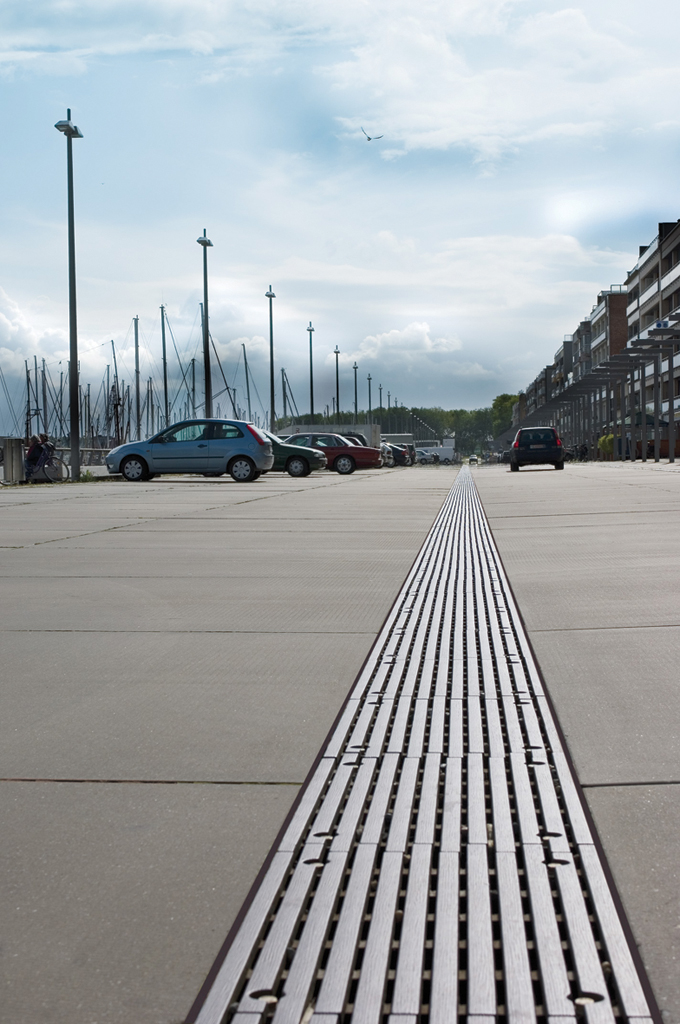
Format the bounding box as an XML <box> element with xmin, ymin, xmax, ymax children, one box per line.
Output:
<box><xmin>0</xmin><ymin>628</ymin><xmax>378</xmax><ymax>634</ymax></box>
<box><xmin>581</xmin><ymin>780</ymin><xmax>680</xmax><ymax>789</ymax></box>
<box><xmin>0</xmin><ymin>778</ymin><xmax>303</xmax><ymax>786</ymax></box>
<box><xmin>487</xmin><ymin>507</ymin><xmax>680</xmax><ymax>519</ymax></box>
<box><xmin>530</xmin><ymin>623</ymin><xmax>680</xmax><ymax>633</ymax></box>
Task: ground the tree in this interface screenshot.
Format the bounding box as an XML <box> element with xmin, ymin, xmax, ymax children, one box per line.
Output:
<box><xmin>491</xmin><ymin>393</ymin><xmax>518</xmax><ymax>438</ymax></box>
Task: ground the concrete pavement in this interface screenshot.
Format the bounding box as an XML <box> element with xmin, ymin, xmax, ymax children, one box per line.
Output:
<box><xmin>0</xmin><ymin>467</ymin><xmax>452</xmax><ymax>1024</ymax></box>
<box><xmin>474</xmin><ymin>460</ymin><xmax>680</xmax><ymax>1024</ymax></box>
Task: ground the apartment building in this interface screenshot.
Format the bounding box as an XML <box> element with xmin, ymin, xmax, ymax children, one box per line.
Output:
<box><xmin>571</xmin><ymin>320</ymin><xmax>592</xmax><ymax>380</ymax></box>
<box><xmin>589</xmin><ymin>286</ymin><xmax>627</xmax><ymax>367</ymax></box>
<box><xmin>551</xmin><ymin>337</ymin><xmax>573</xmax><ymax>396</ymax></box>
<box><xmin>625</xmin><ymin>220</ymin><xmax>680</xmax><ymax>342</ymax></box>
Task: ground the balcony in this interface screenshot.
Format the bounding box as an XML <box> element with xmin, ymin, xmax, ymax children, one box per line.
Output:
<box><xmin>660</xmin><ymin>260</ymin><xmax>680</xmax><ymax>293</ymax></box>
<box><xmin>627</xmin><ymin>297</ymin><xmax>639</xmax><ymax>316</ymax></box>
<box><xmin>639</xmin><ymin>279</ymin><xmax>659</xmax><ymax>307</ymax></box>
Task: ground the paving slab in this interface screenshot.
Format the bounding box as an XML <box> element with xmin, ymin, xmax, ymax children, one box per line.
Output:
<box><xmin>475</xmin><ymin>461</ymin><xmax>680</xmax><ymax>1024</ymax></box>
<box><xmin>0</xmin><ymin>466</ymin><xmax>451</xmax><ymax>1024</ymax></box>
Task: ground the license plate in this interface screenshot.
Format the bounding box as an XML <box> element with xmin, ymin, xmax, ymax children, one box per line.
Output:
<box><xmin>530</xmin><ymin>444</ymin><xmax>545</xmax><ymax>449</ymax></box>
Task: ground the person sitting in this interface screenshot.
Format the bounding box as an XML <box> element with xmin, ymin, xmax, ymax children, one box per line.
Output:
<box><xmin>25</xmin><ymin>435</ymin><xmax>42</xmax><ymax>480</ymax></box>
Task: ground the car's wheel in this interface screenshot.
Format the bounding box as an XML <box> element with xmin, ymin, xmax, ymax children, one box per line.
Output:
<box><xmin>334</xmin><ymin>455</ymin><xmax>356</xmax><ymax>475</ymax></box>
<box><xmin>250</xmin><ymin>472</ymin><xmax>261</xmax><ymax>481</ymax></box>
<box><xmin>442</xmin><ymin>458</ymin><xmax>451</xmax><ymax>465</ymax></box>
<box><xmin>286</xmin><ymin>456</ymin><xmax>310</xmax><ymax>477</ymax></box>
<box><xmin>555</xmin><ymin>461</ymin><xmax>564</xmax><ymax>470</ymax></box>
<box><xmin>120</xmin><ymin>456</ymin><xmax>149</xmax><ymax>481</ymax></box>
<box><xmin>229</xmin><ymin>456</ymin><xmax>257</xmax><ymax>482</ymax></box>
<box><xmin>419</xmin><ymin>458</ymin><xmax>428</xmax><ymax>465</ymax></box>
<box><xmin>510</xmin><ymin>462</ymin><xmax>519</xmax><ymax>472</ymax></box>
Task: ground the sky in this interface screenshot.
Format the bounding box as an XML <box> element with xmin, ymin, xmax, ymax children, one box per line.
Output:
<box><xmin>2</xmin><ymin>0</ymin><xmax>680</xmax><ymax>431</ymax></box>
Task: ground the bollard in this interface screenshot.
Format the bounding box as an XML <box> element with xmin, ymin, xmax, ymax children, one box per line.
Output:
<box><xmin>2</xmin><ymin>438</ymin><xmax>26</xmax><ymax>483</ymax></box>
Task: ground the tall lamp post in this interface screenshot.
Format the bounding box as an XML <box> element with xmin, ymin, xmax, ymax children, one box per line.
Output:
<box><xmin>334</xmin><ymin>346</ymin><xmax>340</xmax><ymax>423</ymax></box>
<box><xmin>196</xmin><ymin>229</ymin><xmax>214</xmax><ymax>417</ymax></box>
<box><xmin>308</xmin><ymin>321</ymin><xmax>315</xmax><ymax>422</ymax></box>
<box><xmin>367</xmin><ymin>374</ymin><xmax>372</xmax><ymax>423</ymax></box>
<box><xmin>54</xmin><ymin>109</ymin><xmax>83</xmax><ymax>481</ymax></box>
<box><xmin>353</xmin><ymin>362</ymin><xmax>358</xmax><ymax>424</ymax></box>
<box><xmin>266</xmin><ymin>287</ymin><xmax>276</xmax><ymax>430</ymax></box>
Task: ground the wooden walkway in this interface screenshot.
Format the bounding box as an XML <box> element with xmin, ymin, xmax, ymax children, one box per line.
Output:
<box><xmin>186</xmin><ymin>469</ymin><xmax>658</xmax><ymax>1024</ymax></box>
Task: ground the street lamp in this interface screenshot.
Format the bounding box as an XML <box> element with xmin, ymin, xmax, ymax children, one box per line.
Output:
<box><xmin>308</xmin><ymin>321</ymin><xmax>315</xmax><ymax>422</ymax></box>
<box><xmin>367</xmin><ymin>374</ymin><xmax>372</xmax><ymax>423</ymax></box>
<box><xmin>266</xmin><ymin>287</ymin><xmax>276</xmax><ymax>430</ymax></box>
<box><xmin>353</xmin><ymin>362</ymin><xmax>358</xmax><ymax>424</ymax></box>
<box><xmin>379</xmin><ymin>384</ymin><xmax>383</xmax><ymax>410</ymax></box>
<box><xmin>196</xmin><ymin>229</ymin><xmax>214</xmax><ymax>417</ymax></box>
<box><xmin>54</xmin><ymin>108</ymin><xmax>83</xmax><ymax>481</ymax></box>
<box><xmin>334</xmin><ymin>346</ymin><xmax>340</xmax><ymax>422</ymax></box>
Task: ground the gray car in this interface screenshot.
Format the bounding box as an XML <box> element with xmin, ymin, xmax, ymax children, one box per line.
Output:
<box><xmin>106</xmin><ymin>419</ymin><xmax>274</xmax><ymax>482</ymax></box>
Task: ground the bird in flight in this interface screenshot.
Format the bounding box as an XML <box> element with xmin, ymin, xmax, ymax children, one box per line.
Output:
<box><xmin>361</xmin><ymin>127</ymin><xmax>383</xmax><ymax>141</ymax></box>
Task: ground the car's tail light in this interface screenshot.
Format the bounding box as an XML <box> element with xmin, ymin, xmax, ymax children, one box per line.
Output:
<box><xmin>246</xmin><ymin>424</ymin><xmax>267</xmax><ymax>445</ymax></box>
<box><xmin>556</xmin><ymin>437</ymin><xmax>562</xmax><ymax>446</ymax></box>
<box><xmin>513</xmin><ymin>440</ymin><xmax>519</xmax><ymax>448</ymax></box>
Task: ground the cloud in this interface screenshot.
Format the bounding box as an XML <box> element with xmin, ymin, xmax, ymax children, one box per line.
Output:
<box><xmin>337</xmin><ymin>322</ymin><xmax>462</xmax><ymax>365</ymax></box>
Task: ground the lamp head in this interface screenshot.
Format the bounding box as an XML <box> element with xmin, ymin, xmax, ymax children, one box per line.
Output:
<box><xmin>265</xmin><ymin>287</ymin><xmax>276</xmax><ymax>299</ymax></box>
<box><xmin>308</xmin><ymin>322</ymin><xmax>314</xmax><ymax>332</ymax></box>
<box><xmin>55</xmin><ymin>108</ymin><xmax>83</xmax><ymax>138</ymax></box>
<box><xmin>197</xmin><ymin>228</ymin><xmax>213</xmax><ymax>247</ymax></box>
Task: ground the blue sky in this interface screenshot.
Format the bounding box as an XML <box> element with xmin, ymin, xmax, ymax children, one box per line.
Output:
<box><xmin>2</xmin><ymin>0</ymin><xmax>680</xmax><ymax>430</ymax></box>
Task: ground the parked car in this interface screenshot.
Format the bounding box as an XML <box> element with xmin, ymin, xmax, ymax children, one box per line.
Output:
<box><xmin>341</xmin><ymin>432</ymin><xmax>369</xmax><ymax>446</ymax></box>
<box><xmin>381</xmin><ymin>443</ymin><xmax>395</xmax><ymax>467</ymax></box>
<box><xmin>263</xmin><ymin>431</ymin><xmax>327</xmax><ymax>476</ymax></box>
<box><xmin>510</xmin><ymin>426</ymin><xmax>564</xmax><ymax>471</ymax></box>
<box><xmin>468</xmin><ymin>454</ymin><xmax>479</xmax><ymax>465</ymax></box>
<box><xmin>388</xmin><ymin>443</ymin><xmax>411</xmax><ymax>466</ymax></box>
<box><xmin>106</xmin><ymin>419</ymin><xmax>274</xmax><ymax>482</ymax></box>
<box><xmin>285</xmin><ymin>432</ymin><xmax>382</xmax><ymax>474</ymax></box>
<box><xmin>415</xmin><ymin>449</ymin><xmax>433</xmax><ymax>464</ymax></box>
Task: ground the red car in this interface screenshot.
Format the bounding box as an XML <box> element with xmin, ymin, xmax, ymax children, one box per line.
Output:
<box><xmin>283</xmin><ymin>432</ymin><xmax>383</xmax><ymax>474</ymax></box>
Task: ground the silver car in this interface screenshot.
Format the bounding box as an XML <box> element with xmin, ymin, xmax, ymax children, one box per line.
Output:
<box><xmin>106</xmin><ymin>419</ymin><xmax>274</xmax><ymax>482</ymax></box>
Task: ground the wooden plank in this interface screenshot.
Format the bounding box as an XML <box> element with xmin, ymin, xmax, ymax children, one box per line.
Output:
<box><xmin>331</xmin><ymin>760</ymin><xmax>377</xmax><ymax>853</ymax></box>
<box><xmin>391</xmin><ymin>843</ymin><xmax>432</xmax><ymax>1014</ymax></box>
<box><xmin>416</xmin><ymin>658</ymin><xmax>437</xmax><ymax>700</ymax></box>
<box><xmin>428</xmin><ymin>694</ymin><xmax>446</xmax><ymax>753</ymax></box>
<box><xmin>352</xmin><ymin>851</ymin><xmax>404</xmax><ymax>1024</ymax></box>
<box><xmin>484</xmin><ymin>698</ymin><xmax>505</xmax><ymax>758</ymax></box>
<box><xmin>360</xmin><ymin>753</ymin><xmax>400</xmax><ymax>845</ymax></box>
<box><xmin>429</xmin><ymin>850</ymin><xmax>459</xmax><ymax>1024</ymax></box>
<box><xmin>314</xmin><ymin>844</ymin><xmax>377</xmax><ymax>1014</ymax></box>
<box><xmin>466</xmin><ymin>752</ymin><xmax>488</xmax><ymax>846</ymax></box>
<box><xmin>554</xmin><ymin>860</ymin><xmax>614</xmax><ymax>1024</ymax></box>
<box><xmin>272</xmin><ymin>853</ymin><xmax>349</xmax><ymax>1024</ymax></box>
<box><xmin>549</xmin><ymin>747</ymin><xmax>594</xmax><ymax>846</ymax></box>
<box><xmin>495</xmin><ymin>851</ymin><xmax>537</xmax><ymax>1024</ymax></box>
<box><xmin>488</xmin><ymin>757</ymin><xmax>515</xmax><ymax>853</ymax></box>
<box><xmin>501</xmin><ymin>693</ymin><xmax>528</xmax><ymax>753</ymax></box>
<box><xmin>386</xmin><ymin>757</ymin><xmax>420</xmax><ymax>852</ymax></box>
<box><xmin>193</xmin><ymin>854</ymin><xmax>295</xmax><ymax>1022</ymax></box>
<box><xmin>238</xmin><ymin>861</ymin><xmax>320</xmax><ymax>1013</ymax></box>
<box><xmin>440</xmin><ymin>757</ymin><xmax>462</xmax><ymax>853</ymax></box>
<box><xmin>364</xmin><ymin>699</ymin><xmax>396</xmax><ymax>759</ymax></box>
<box><xmin>303</xmin><ymin>763</ymin><xmax>357</xmax><ymax>844</ymax></box>
<box><xmin>449</xmin><ymin>699</ymin><xmax>464</xmax><ymax>758</ymax></box>
<box><xmin>579</xmin><ymin>846</ymin><xmax>652</xmax><ymax>1018</ymax></box>
<box><xmin>466</xmin><ymin>844</ymin><xmax>497</xmax><ymax>1016</ymax></box>
<box><xmin>531</xmin><ymin>762</ymin><xmax>571</xmax><ymax>855</ymax></box>
<box><xmin>467</xmin><ymin>696</ymin><xmax>485</xmax><ymax>754</ymax></box>
<box><xmin>414</xmin><ymin>753</ymin><xmax>441</xmax><ymax>846</ymax></box>
<box><xmin>278</xmin><ymin>760</ymin><xmax>335</xmax><ymax>852</ymax></box>
<box><xmin>407</xmin><ymin>698</ymin><xmax>429</xmax><ymax>757</ymax></box>
<box><xmin>509</xmin><ymin>752</ymin><xmax>541</xmax><ymax>845</ymax></box>
<box><xmin>386</xmin><ymin>691</ymin><xmax>416</xmax><ymax>754</ymax></box>
<box><xmin>521</xmin><ymin>825</ymin><xmax>574</xmax><ymax>1017</ymax></box>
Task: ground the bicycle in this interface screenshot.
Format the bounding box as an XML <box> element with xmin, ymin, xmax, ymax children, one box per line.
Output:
<box><xmin>26</xmin><ymin>442</ymin><xmax>70</xmax><ymax>483</ymax></box>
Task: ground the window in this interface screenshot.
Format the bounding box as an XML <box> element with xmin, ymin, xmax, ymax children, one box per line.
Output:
<box><xmin>287</xmin><ymin>435</ymin><xmax>312</xmax><ymax>446</ymax></box>
<box><xmin>157</xmin><ymin>422</ymin><xmax>209</xmax><ymax>443</ymax></box>
<box><xmin>314</xmin><ymin>435</ymin><xmax>343</xmax><ymax>447</ymax></box>
<box><xmin>211</xmin><ymin>423</ymin><xmax>243</xmax><ymax>439</ymax></box>
<box><xmin>519</xmin><ymin>429</ymin><xmax>556</xmax><ymax>445</ymax></box>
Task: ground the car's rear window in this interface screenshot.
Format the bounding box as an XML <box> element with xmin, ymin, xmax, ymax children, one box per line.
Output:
<box><xmin>518</xmin><ymin>429</ymin><xmax>556</xmax><ymax>445</ymax></box>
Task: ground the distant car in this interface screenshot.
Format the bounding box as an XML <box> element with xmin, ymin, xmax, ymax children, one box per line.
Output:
<box><xmin>510</xmin><ymin>426</ymin><xmax>564</xmax><ymax>471</ymax></box>
<box><xmin>263</xmin><ymin>431</ymin><xmax>327</xmax><ymax>476</ymax></box>
<box><xmin>468</xmin><ymin>455</ymin><xmax>479</xmax><ymax>465</ymax></box>
<box><xmin>285</xmin><ymin>432</ymin><xmax>383</xmax><ymax>474</ymax></box>
<box><xmin>106</xmin><ymin>419</ymin><xmax>274</xmax><ymax>482</ymax></box>
<box><xmin>415</xmin><ymin>449</ymin><xmax>432</xmax><ymax>465</ymax></box>
<box><xmin>341</xmin><ymin>432</ymin><xmax>369</xmax><ymax>446</ymax></box>
<box><xmin>388</xmin><ymin>444</ymin><xmax>411</xmax><ymax>466</ymax></box>
<box><xmin>381</xmin><ymin>443</ymin><xmax>395</xmax><ymax>467</ymax></box>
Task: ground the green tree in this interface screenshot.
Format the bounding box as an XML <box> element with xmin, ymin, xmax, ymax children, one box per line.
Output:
<box><xmin>491</xmin><ymin>393</ymin><xmax>518</xmax><ymax>438</ymax></box>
